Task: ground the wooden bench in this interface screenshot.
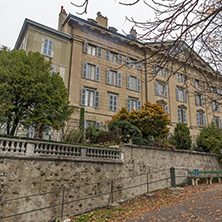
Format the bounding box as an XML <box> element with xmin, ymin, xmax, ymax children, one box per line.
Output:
<box><xmin>188</xmin><ymin>171</ymin><xmax>222</xmax><ymax>186</ymax></box>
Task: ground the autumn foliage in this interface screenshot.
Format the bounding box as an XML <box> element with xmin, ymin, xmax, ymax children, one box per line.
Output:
<box><xmin>110</xmin><ymin>102</ymin><xmax>170</xmax><ymax>140</ymax></box>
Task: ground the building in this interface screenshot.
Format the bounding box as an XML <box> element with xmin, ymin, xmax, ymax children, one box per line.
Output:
<box><xmin>15</xmin><ymin>6</ymin><xmax>222</xmax><ymax>142</ymax></box>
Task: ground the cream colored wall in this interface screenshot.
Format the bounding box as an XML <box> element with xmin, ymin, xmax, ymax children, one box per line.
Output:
<box><xmin>69</xmin><ymin>24</ymin><xmax>144</xmax><ymax>125</ymax></box>
<box><xmin>25</xmin><ymin>27</ymin><xmax>71</xmax><ymax>88</ymax></box>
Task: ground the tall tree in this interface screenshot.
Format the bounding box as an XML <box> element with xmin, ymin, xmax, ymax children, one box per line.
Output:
<box><xmin>0</xmin><ymin>47</ymin><xmax>74</xmax><ymax>136</ymax></box>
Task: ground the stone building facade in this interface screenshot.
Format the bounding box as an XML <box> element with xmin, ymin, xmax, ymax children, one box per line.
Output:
<box><xmin>15</xmin><ymin>6</ymin><xmax>222</xmax><ymax>141</ymax></box>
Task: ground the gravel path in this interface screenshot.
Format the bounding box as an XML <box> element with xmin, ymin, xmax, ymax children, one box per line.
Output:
<box><xmin>127</xmin><ymin>184</ymin><xmax>222</xmax><ymax>222</ymax></box>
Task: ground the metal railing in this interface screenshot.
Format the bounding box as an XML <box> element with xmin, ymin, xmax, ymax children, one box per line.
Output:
<box><xmin>0</xmin><ymin>167</ymin><xmax>188</xmax><ymax>221</ymax></box>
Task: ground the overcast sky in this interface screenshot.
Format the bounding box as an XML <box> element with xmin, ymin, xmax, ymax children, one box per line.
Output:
<box><xmin>0</xmin><ymin>0</ymin><xmax>154</xmax><ymax>49</ymax></box>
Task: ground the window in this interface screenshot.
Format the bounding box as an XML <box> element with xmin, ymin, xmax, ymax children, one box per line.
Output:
<box><xmin>51</xmin><ymin>66</ymin><xmax>56</xmax><ymax>74</ymax></box>
<box><xmin>178</xmin><ymin>108</ymin><xmax>187</xmax><ymax>123</ymax></box>
<box><xmin>196</xmin><ymin>113</ymin><xmax>206</xmax><ymax>126</ymax></box>
<box><xmin>213</xmin><ymin>116</ymin><xmax>222</xmax><ymax>129</ymax></box>
<box><xmin>107</xmin><ymin>69</ymin><xmax>122</xmax><ymax>87</ymax></box>
<box><xmin>127</xmin><ymin>75</ymin><xmax>141</xmax><ymax>92</ymax></box>
<box><xmin>195</xmin><ymin>94</ymin><xmax>204</xmax><ymax>107</ymax></box>
<box><xmin>155</xmin><ymin>82</ymin><xmax>168</xmax><ymax>98</ymax></box>
<box><xmin>193</xmin><ymin>78</ymin><xmax>203</xmax><ymax>88</ymax></box>
<box><xmin>212</xmin><ymin>100</ymin><xmax>220</xmax><ymax>112</ymax></box>
<box><xmin>126</xmin><ymin>57</ymin><xmax>141</xmax><ymax>70</ymax></box>
<box><xmin>127</xmin><ymin>98</ymin><xmax>141</xmax><ymax>112</ymax></box>
<box><xmin>118</xmin><ymin>54</ymin><xmax>123</xmax><ymax>64</ymax></box>
<box><xmin>83</xmin><ymin>41</ymin><xmax>102</xmax><ymax>58</ymax></box>
<box><xmin>110</xmin><ymin>52</ymin><xmax>117</xmax><ymax>63</ymax></box>
<box><xmin>29</xmin><ymin>125</ymin><xmax>51</xmax><ymax>140</ymax></box>
<box><xmin>109</xmin><ymin>94</ymin><xmax>118</xmax><ymax>112</ymax></box>
<box><xmin>82</xmin><ymin>63</ymin><xmax>100</xmax><ymax>82</ymax></box>
<box><xmin>81</xmin><ymin>88</ymin><xmax>99</xmax><ymax>108</ymax></box>
<box><xmin>161</xmin><ymin>104</ymin><xmax>169</xmax><ymax>114</ymax></box>
<box><xmin>154</xmin><ymin>65</ymin><xmax>167</xmax><ymax>77</ymax></box>
<box><xmin>85</xmin><ymin>120</ymin><xmax>101</xmax><ymax>130</ymax></box>
<box><xmin>177</xmin><ymin>73</ymin><xmax>186</xmax><ymax>83</ymax></box>
<box><xmin>42</xmin><ymin>38</ymin><xmax>53</xmax><ymax>57</ymax></box>
<box><xmin>176</xmin><ymin>88</ymin><xmax>187</xmax><ymax>103</ymax></box>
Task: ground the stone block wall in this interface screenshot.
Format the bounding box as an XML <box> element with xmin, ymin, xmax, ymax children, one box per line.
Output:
<box><xmin>0</xmin><ymin>144</ymin><xmax>221</xmax><ymax>222</ymax></box>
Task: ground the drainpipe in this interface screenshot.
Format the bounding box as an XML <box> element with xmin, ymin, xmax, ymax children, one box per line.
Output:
<box><xmin>143</xmin><ymin>47</ymin><xmax>148</xmax><ymax>102</ymax></box>
<box><xmin>67</xmin><ymin>34</ymin><xmax>73</xmax><ymax>99</ymax></box>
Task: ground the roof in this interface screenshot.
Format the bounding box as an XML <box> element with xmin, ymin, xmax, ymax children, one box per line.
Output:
<box><xmin>15</xmin><ymin>18</ymin><xmax>72</xmax><ymax>49</ymax></box>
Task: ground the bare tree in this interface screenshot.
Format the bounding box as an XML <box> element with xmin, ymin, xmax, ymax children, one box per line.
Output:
<box><xmin>71</xmin><ymin>0</ymin><xmax>222</xmax><ymax>106</ymax></box>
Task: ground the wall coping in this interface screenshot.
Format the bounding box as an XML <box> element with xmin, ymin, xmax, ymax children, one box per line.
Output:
<box><xmin>124</xmin><ymin>144</ymin><xmax>217</xmax><ymax>157</ymax></box>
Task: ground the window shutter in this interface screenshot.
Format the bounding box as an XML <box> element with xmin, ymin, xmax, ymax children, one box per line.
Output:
<box><xmin>48</xmin><ymin>40</ymin><xmax>53</xmax><ymax>56</ymax></box>
<box><xmin>183</xmin><ymin>75</ymin><xmax>186</xmax><ymax>84</ymax></box>
<box><xmin>109</xmin><ymin>95</ymin><xmax>112</xmax><ymax>111</ymax></box>
<box><xmin>43</xmin><ymin>38</ymin><xmax>48</xmax><ymax>55</ymax></box>
<box><xmin>193</xmin><ymin>78</ymin><xmax>196</xmax><ymax>87</ymax></box>
<box><xmin>137</xmin><ymin>100</ymin><xmax>141</xmax><ymax>111</ymax></box>
<box><xmin>165</xmin><ymin>105</ymin><xmax>168</xmax><ymax>114</ymax></box>
<box><xmin>184</xmin><ymin>90</ymin><xmax>187</xmax><ymax>103</ymax></box>
<box><xmin>126</xmin><ymin>56</ymin><xmax>130</xmax><ymax>67</ymax></box>
<box><xmin>178</xmin><ymin>109</ymin><xmax>181</xmax><ymax>122</ymax></box>
<box><xmin>164</xmin><ymin>85</ymin><xmax>168</xmax><ymax>98</ymax></box>
<box><xmin>217</xmin><ymin>101</ymin><xmax>220</xmax><ymax>112</ymax></box>
<box><xmin>82</xmin><ymin>63</ymin><xmax>87</xmax><ymax>78</ymax></box>
<box><xmin>176</xmin><ymin>88</ymin><xmax>179</xmax><ymax>101</ymax></box>
<box><xmin>201</xmin><ymin>95</ymin><xmax>204</xmax><ymax>107</ymax></box>
<box><xmin>195</xmin><ymin>94</ymin><xmax>199</xmax><ymax>106</ymax></box>
<box><xmin>183</xmin><ymin>109</ymin><xmax>187</xmax><ymax>123</ymax></box>
<box><xmin>83</xmin><ymin>41</ymin><xmax>88</xmax><ymax>53</ymax></box>
<box><xmin>86</xmin><ymin>64</ymin><xmax>90</xmax><ymax>79</ymax></box>
<box><xmin>212</xmin><ymin>101</ymin><xmax>215</xmax><ymax>110</ymax></box>
<box><xmin>97</xmin><ymin>47</ymin><xmax>102</xmax><ymax>58</ymax></box>
<box><xmin>127</xmin><ymin>98</ymin><xmax>131</xmax><ymax>112</ymax></box>
<box><xmin>118</xmin><ymin>54</ymin><xmax>122</xmax><ymax>64</ymax></box>
<box><xmin>213</xmin><ymin>117</ymin><xmax>216</xmax><ymax>126</ymax></box>
<box><xmin>196</xmin><ymin>113</ymin><xmax>200</xmax><ymax>126</ymax></box>
<box><xmin>81</xmin><ymin>88</ymin><xmax>86</xmax><ymax>106</ymax></box>
<box><xmin>137</xmin><ymin>78</ymin><xmax>141</xmax><ymax>92</ymax></box>
<box><xmin>95</xmin><ymin>66</ymin><xmax>100</xmax><ymax>82</ymax></box>
<box><xmin>105</xmin><ymin>50</ymin><xmax>110</xmax><ymax>60</ymax></box>
<box><xmin>220</xmin><ymin>118</ymin><xmax>222</xmax><ymax>129</ymax></box>
<box><xmin>127</xmin><ymin>75</ymin><xmax>131</xmax><ymax>89</ymax></box>
<box><xmin>200</xmin><ymin>80</ymin><xmax>203</xmax><ymax>88</ymax></box>
<box><xmin>203</xmin><ymin>114</ymin><xmax>206</xmax><ymax>126</ymax></box>
<box><xmin>117</xmin><ymin>72</ymin><xmax>122</xmax><ymax>87</ymax></box>
<box><xmin>137</xmin><ymin>61</ymin><xmax>142</xmax><ymax>70</ymax></box>
<box><xmin>94</xmin><ymin>91</ymin><xmax>100</xmax><ymax>108</ymax></box>
<box><xmin>177</xmin><ymin>73</ymin><xmax>181</xmax><ymax>82</ymax></box>
<box><xmin>107</xmin><ymin>69</ymin><xmax>111</xmax><ymax>84</ymax></box>
<box><xmin>155</xmin><ymin>82</ymin><xmax>159</xmax><ymax>95</ymax></box>
<box><xmin>163</xmin><ymin>68</ymin><xmax>167</xmax><ymax>77</ymax></box>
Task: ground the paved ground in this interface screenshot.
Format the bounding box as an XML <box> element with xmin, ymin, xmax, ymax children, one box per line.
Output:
<box><xmin>127</xmin><ymin>184</ymin><xmax>222</xmax><ymax>222</ymax></box>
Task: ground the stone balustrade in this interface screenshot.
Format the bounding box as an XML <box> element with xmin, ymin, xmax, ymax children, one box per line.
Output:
<box><xmin>0</xmin><ymin>137</ymin><xmax>124</xmax><ymax>163</ymax></box>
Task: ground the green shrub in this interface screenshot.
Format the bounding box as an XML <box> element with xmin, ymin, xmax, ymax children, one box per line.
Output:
<box><xmin>196</xmin><ymin>122</ymin><xmax>222</xmax><ymax>160</ymax></box>
<box><xmin>109</xmin><ymin>120</ymin><xmax>142</xmax><ymax>144</ymax></box>
<box><xmin>170</xmin><ymin>123</ymin><xmax>192</xmax><ymax>150</ymax></box>
<box><xmin>65</xmin><ymin>128</ymin><xmax>84</xmax><ymax>143</ymax></box>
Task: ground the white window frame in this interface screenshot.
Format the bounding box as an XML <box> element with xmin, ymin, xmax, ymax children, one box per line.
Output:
<box><xmin>212</xmin><ymin>100</ymin><xmax>220</xmax><ymax>112</ymax></box>
<box><xmin>109</xmin><ymin>94</ymin><xmax>118</xmax><ymax>112</ymax></box>
<box><xmin>195</xmin><ymin>94</ymin><xmax>204</xmax><ymax>107</ymax></box>
<box><xmin>176</xmin><ymin>87</ymin><xmax>187</xmax><ymax>103</ymax></box>
<box><xmin>155</xmin><ymin>81</ymin><xmax>168</xmax><ymax>98</ymax></box>
<box><xmin>127</xmin><ymin>75</ymin><xmax>141</xmax><ymax>92</ymax></box>
<box><xmin>127</xmin><ymin>98</ymin><xmax>141</xmax><ymax>112</ymax></box>
<box><xmin>196</xmin><ymin>112</ymin><xmax>206</xmax><ymax>126</ymax></box>
<box><xmin>178</xmin><ymin>108</ymin><xmax>187</xmax><ymax>123</ymax></box>
<box><xmin>42</xmin><ymin>38</ymin><xmax>53</xmax><ymax>57</ymax></box>
<box><xmin>81</xmin><ymin>88</ymin><xmax>99</xmax><ymax>108</ymax></box>
<box><xmin>213</xmin><ymin>116</ymin><xmax>222</xmax><ymax>129</ymax></box>
<box><xmin>82</xmin><ymin>63</ymin><xmax>100</xmax><ymax>82</ymax></box>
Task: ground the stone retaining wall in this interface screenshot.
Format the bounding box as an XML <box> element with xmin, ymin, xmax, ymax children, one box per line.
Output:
<box><xmin>0</xmin><ymin>143</ymin><xmax>221</xmax><ymax>222</ymax></box>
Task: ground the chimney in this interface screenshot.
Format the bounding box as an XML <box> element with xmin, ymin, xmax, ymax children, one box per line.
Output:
<box><xmin>96</xmin><ymin>12</ymin><xmax>108</xmax><ymax>28</ymax></box>
<box><xmin>58</xmin><ymin>6</ymin><xmax>67</xmax><ymax>31</ymax></box>
<box><xmin>129</xmin><ymin>27</ymin><xmax>137</xmax><ymax>40</ymax></box>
